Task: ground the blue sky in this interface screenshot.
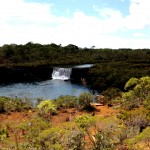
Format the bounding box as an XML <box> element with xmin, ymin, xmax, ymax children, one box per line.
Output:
<box><xmin>0</xmin><ymin>0</ymin><xmax>150</xmax><ymax>48</ymax></box>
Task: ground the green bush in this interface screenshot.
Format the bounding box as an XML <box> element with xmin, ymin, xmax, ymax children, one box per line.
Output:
<box><xmin>74</xmin><ymin>114</ymin><xmax>95</xmax><ymax>130</ymax></box>
<box><xmin>93</xmin><ymin>131</ymin><xmax>115</xmax><ymax>150</ymax></box>
<box><xmin>37</xmin><ymin>100</ymin><xmax>57</xmax><ymax>117</ymax></box>
<box><xmin>144</xmin><ymin>94</ymin><xmax>150</xmax><ymax>110</ymax></box>
<box><xmin>125</xmin><ymin>127</ymin><xmax>150</xmax><ymax>149</ymax></box>
<box><xmin>54</xmin><ymin>95</ymin><xmax>78</xmax><ymax>109</ymax></box>
<box><xmin>0</xmin><ymin>96</ymin><xmax>32</xmax><ymax>113</ymax></box>
<box><xmin>19</xmin><ymin>116</ymin><xmax>50</xmax><ymax>148</ymax></box>
<box><xmin>78</xmin><ymin>92</ymin><xmax>95</xmax><ymax>111</ymax></box>
<box><xmin>0</xmin><ymin>97</ymin><xmax>6</xmax><ymax>112</ymax></box>
<box><xmin>38</xmin><ymin>127</ymin><xmax>64</xmax><ymax>150</ymax></box>
<box><xmin>0</xmin><ymin>127</ymin><xmax>9</xmax><ymax>141</ymax></box>
<box><xmin>122</xmin><ymin>76</ymin><xmax>150</xmax><ymax>110</ymax></box>
<box><xmin>119</xmin><ymin>107</ymin><xmax>150</xmax><ymax>139</ymax></box>
<box><xmin>101</xmin><ymin>87</ymin><xmax>121</xmax><ymax>106</ymax></box>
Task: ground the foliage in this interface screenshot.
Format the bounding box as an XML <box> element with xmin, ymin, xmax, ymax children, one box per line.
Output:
<box><xmin>92</xmin><ymin>116</ymin><xmax>125</xmax><ymax>150</ymax></box>
<box><xmin>93</xmin><ymin>131</ymin><xmax>115</xmax><ymax>150</ymax></box>
<box><xmin>0</xmin><ymin>43</ymin><xmax>150</xmax><ymax>90</ymax></box>
<box><xmin>0</xmin><ymin>97</ymin><xmax>5</xmax><ymax>112</ymax></box>
<box><xmin>124</xmin><ymin>77</ymin><xmax>140</xmax><ymax>90</ymax></box>
<box><xmin>38</xmin><ymin>127</ymin><xmax>65</xmax><ymax>150</ymax></box>
<box><xmin>38</xmin><ymin>124</ymin><xmax>85</xmax><ymax>150</ymax></box>
<box><xmin>119</xmin><ymin>107</ymin><xmax>150</xmax><ymax>137</ymax></box>
<box><xmin>74</xmin><ymin>114</ymin><xmax>95</xmax><ymax>130</ymax></box>
<box><xmin>19</xmin><ymin>116</ymin><xmax>50</xmax><ymax>148</ymax></box>
<box><xmin>122</xmin><ymin>76</ymin><xmax>150</xmax><ymax>110</ymax></box>
<box><xmin>20</xmin><ymin>121</ymin><xmax>85</xmax><ymax>150</ymax></box>
<box><xmin>126</xmin><ymin>127</ymin><xmax>150</xmax><ymax>149</ymax></box>
<box><xmin>144</xmin><ymin>94</ymin><xmax>150</xmax><ymax>110</ymax></box>
<box><xmin>0</xmin><ymin>127</ymin><xmax>9</xmax><ymax>141</ymax></box>
<box><xmin>78</xmin><ymin>92</ymin><xmax>95</xmax><ymax>111</ymax></box>
<box><xmin>54</xmin><ymin>95</ymin><xmax>78</xmax><ymax>109</ymax></box>
<box><xmin>64</xmin><ymin>128</ymin><xmax>85</xmax><ymax>150</ymax></box>
<box><xmin>101</xmin><ymin>87</ymin><xmax>121</xmax><ymax>106</ymax></box>
<box><xmin>37</xmin><ymin>99</ymin><xmax>57</xmax><ymax>116</ymax></box>
<box><xmin>0</xmin><ymin>96</ymin><xmax>32</xmax><ymax>113</ymax></box>
<box><xmin>88</xmin><ymin>62</ymin><xmax>150</xmax><ymax>91</ymax></box>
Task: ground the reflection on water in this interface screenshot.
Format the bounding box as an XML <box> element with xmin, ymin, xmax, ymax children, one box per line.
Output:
<box><xmin>0</xmin><ymin>79</ymin><xmax>90</xmax><ymax>100</ymax></box>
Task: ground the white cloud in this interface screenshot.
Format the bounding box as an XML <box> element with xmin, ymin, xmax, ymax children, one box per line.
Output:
<box><xmin>93</xmin><ymin>5</ymin><xmax>123</xmax><ymax>19</ymax></box>
<box><xmin>133</xmin><ymin>33</ymin><xmax>144</xmax><ymax>37</ymax></box>
<box><xmin>124</xmin><ymin>0</ymin><xmax>150</xmax><ymax>29</ymax></box>
<box><xmin>0</xmin><ymin>0</ymin><xmax>150</xmax><ymax>48</ymax></box>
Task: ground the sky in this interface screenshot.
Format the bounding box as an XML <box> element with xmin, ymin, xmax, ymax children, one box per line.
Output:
<box><xmin>0</xmin><ymin>0</ymin><xmax>150</xmax><ymax>49</ymax></box>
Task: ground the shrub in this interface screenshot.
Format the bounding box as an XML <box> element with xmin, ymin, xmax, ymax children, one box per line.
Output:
<box><xmin>0</xmin><ymin>96</ymin><xmax>32</xmax><ymax>113</ymax></box>
<box><xmin>37</xmin><ymin>100</ymin><xmax>57</xmax><ymax>117</ymax></box>
<box><xmin>54</xmin><ymin>95</ymin><xmax>78</xmax><ymax>109</ymax></box>
<box><xmin>101</xmin><ymin>87</ymin><xmax>121</xmax><ymax>106</ymax></box>
<box><xmin>19</xmin><ymin>116</ymin><xmax>50</xmax><ymax>148</ymax></box>
<box><xmin>65</xmin><ymin>129</ymin><xmax>84</xmax><ymax>150</ymax></box>
<box><xmin>78</xmin><ymin>92</ymin><xmax>95</xmax><ymax>111</ymax></box>
<box><xmin>93</xmin><ymin>130</ymin><xmax>115</xmax><ymax>150</ymax></box>
<box><xmin>36</xmin><ymin>123</ymin><xmax>85</xmax><ymax>150</ymax></box>
<box><xmin>119</xmin><ymin>107</ymin><xmax>150</xmax><ymax>139</ymax></box>
<box><xmin>38</xmin><ymin>127</ymin><xmax>64</xmax><ymax>149</ymax></box>
<box><xmin>125</xmin><ymin>127</ymin><xmax>150</xmax><ymax>149</ymax></box>
<box><xmin>74</xmin><ymin>114</ymin><xmax>95</xmax><ymax>130</ymax></box>
<box><xmin>122</xmin><ymin>76</ymin><xmax>150</xmax><ymax>110</ymax></box>
<box><xmin>0</xmin><ymin>127</ymin><xmax>9</xmax><ymax>141</ymax></box>
<box><xmin>0</xmin><ymin>97</ymin><xmax>6</xmax><ymax>112</ymax></box>
<box><xmin>143</xmin><ymin>94</ymin><xmax>150</xmax><ymax>110</ymax></box>
<box><xmin>93</xmin><ymin>116</ymin><xmax>129</xmax><ymax>149</ymax></box>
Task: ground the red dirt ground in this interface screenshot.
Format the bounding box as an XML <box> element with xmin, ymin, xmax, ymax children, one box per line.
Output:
<box><xmin>0</xmin><ymin>105</ymin><xmax>118</xmax><ymax>127</ymax></box>
<box><xmin>0</xmin><ymin>105</ymin><xmax>118</xmax><ymax>149</ymax></box>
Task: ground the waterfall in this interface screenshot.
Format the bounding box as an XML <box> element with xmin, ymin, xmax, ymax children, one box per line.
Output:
<box><xmin>52</xmin><ymin>68</ymin><xmax>72</xmax><ymax>80</ymax></box>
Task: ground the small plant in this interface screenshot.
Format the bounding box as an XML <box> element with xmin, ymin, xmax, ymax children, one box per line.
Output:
<box><xmin>54</xmin><ymin>95</ymin><xmax>78</xmax><ymax>109</ymax></box>
<box><xmin>0</xmin><ymin>96</ymin><xmax>33</xmax><ymax>113</ymax></box>
<box><xmin>0</xmin><ymin>97</ymin><xmax>5</xmax><ymax>112</ymax></box>
<box><xmin>122</xmin><ymin>76</ymin><xmax>150</xmax><ymax>110</ymax></box>
<box><xmin>19</xmin><ymin>116</ymin><xmax>50</xmax><ymax>148</ymax></box>
<box><xmin>125</xmin><ymin>127</ymin><xmax>150</xmax><ymax>149</ymax></box>
<box><xmin>93</xmin><ymin>130</ymin><xmax>115</xmax><ymax>150</ymax></box>
<box><xmin>38</xmin><ymin>127</ymin><xmax>64</xmax><ymax>149</ymax></box>
<box><xmin>0</xmin><ymin>127</ymin><xmax>9</xmax><ymax>141</ymax></box>
<box><xmin>75</xmin><ymin>114</ymin><xmax>95</xmax><ymax>130</ymax></box>
<box><xmin>66</xmin><ymin>128</ymin><xmax>85</xmax><ymax>150</ymax></box>
<box><xmin>101</xmin><ymin>87</ymin><xmax>121</xmax><ymax>106</ymax></box>
<box><xmin>78</xmin><ymin>92</ymin><xmax>95</xmax><ymax>111</ymax></box>
<box><xmin>37</xmin><ymin>100</ymin><xmax>57</xmax><ymax>117</ymax></box>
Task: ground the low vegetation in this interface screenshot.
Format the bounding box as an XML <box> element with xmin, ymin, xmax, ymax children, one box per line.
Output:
<box><xmin>0</xmin><ymin>76</ymin><xmax>150</xmax><ymax>149</ymax></box>
<box><xmin>0</xmin><ymin>96</ymin><xmax>32</xmax><ymax>113</ymax></box>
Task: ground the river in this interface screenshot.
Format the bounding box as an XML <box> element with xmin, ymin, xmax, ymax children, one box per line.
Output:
<box><xmin>0</xmin><ymin>64</ymin><xmax>95</xmax><ymax>100</ymax></box>
<box><xmin>0</xmin><ymin>79</ymin><xmax>90</xmax><ymax>100</ymax></box>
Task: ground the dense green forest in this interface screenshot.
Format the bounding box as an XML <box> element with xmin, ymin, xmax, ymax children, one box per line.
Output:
<box><xmin>0</xmin><ymin>42</ymin><xmax>150</xmax><ymax>66</ymax></box>
<box><xmin>0</xmin><ymin>42</ymin><xmax>150</xmax><ymax>91</ymax></box>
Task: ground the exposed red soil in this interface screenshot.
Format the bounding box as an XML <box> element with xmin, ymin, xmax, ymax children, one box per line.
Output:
<box><xmin>0</xmin><ymin>105</ymin><xmax>118</xmax><ymax>149</ymax></box>
<box><xmin>51</xmin><ymin>105</ymin><xmax>118</xmax><ymax>125</ymax></box>
<box><xmin>0</xmin><ymin>111</ymin><xmax>36</xmax><ymax>123</ymax></box>
<box><xmin>0</xmin><ymin>105</ymin><xmax>118</xmax><ymax>128</ymax></box>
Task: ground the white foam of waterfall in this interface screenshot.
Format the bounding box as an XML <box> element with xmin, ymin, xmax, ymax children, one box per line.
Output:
<box><xmin>52</xmin><ymin>68</ymin><xmax>72</xmax><ymax>80</ymax></box>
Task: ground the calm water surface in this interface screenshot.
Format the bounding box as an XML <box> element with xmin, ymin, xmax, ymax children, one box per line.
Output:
<box><xmin>0</xmin><ymin>79</ymin><xmax>90</xmax><ymax>100</ymax></box>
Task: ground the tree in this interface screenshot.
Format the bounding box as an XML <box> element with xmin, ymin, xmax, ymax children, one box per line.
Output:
<box><xmin>122</xmin><ymin>76</ymin><xmax>150</xmax><ymax>110</ymax></box>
